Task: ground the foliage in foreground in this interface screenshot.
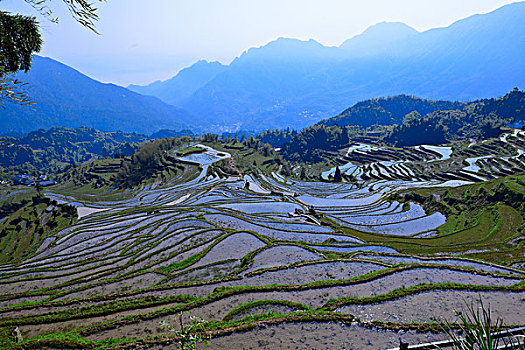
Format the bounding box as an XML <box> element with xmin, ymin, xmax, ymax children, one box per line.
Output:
<box><xmin>440</xmin><ymin>299</ymin><xmax>525</xmax><ymax>350</ymax></box>
<box><xmin>0</xmin><ymin>10</ymin><xmax>42</xmax><ymax>106</ymax></box>
<box><xmin>160</xmin><ymin>312</ymin><xmax>210</xmax><ymax>350</ymax></box>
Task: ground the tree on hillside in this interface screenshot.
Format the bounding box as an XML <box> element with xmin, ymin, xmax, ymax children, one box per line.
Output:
<box><xmin>333</xmin><ymin>166</ymin><xmax>342</xmax><ymax>182</ymax></box>
<box><xmin>0</xmin><ymin>11</ymin><xmax>41</xmax><ymax>106</ymax></box>
<box><xmin>300</xmin><ymin>166</ymin><xmax>307</xmax><ymax>180</ymax></box>
<box><xmin>0</xmin><ymin>0</ymin><xmax>102</xmax><ymax>106</ymax></box>
<box><xmin>282</xmin><ymin>124</ymin><xmax>351</xmax><ymax>163</ymax></box>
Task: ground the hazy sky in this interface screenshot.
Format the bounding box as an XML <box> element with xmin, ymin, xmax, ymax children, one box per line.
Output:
<box><xmin>1</xmin><ymin>0</ymin><xmax>522</xmax><ymax>86</ymax></box>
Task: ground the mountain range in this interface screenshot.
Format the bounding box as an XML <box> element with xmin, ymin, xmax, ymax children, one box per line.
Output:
<box><xmin>0</xmin><ymin>57</ymin><xmax>198</xmax><ymax>134</ymax></box>
<box><xmin>129</xmin><ymin>2</ymin><xmax>525</xmax><ymax>131</ymax></box>
<box><xmin>128</xmin><ymin>60</ymin><xmax>227</xmax><ymax>107</ymax></box>
<box><xmin>1</xmin><ymin>2</ymin><xmax>524</xmax><ymax>134</ymax></box>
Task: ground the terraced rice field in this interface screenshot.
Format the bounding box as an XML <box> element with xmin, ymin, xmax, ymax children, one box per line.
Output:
<box><xmin>323</xmin><ymin>130</ymin><xmax>525</xmax><ymax>184</ymax></box>
<box><xmin>1</xmin><ymin>141</ymin><xmax>524</xmax><ymax>349</ymax></box>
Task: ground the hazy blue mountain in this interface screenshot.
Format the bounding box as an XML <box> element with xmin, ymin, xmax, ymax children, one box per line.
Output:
<box><xmin>147</xmin><ymin>2</ymin><xmax>524</xmax><ymax>132</ymax></box>
<box><xmin>375</xmin><ymin>2</ymin><xmax>525</xmax><ymax>101</ymax></box>
<box><xmin>1</xmin><ymin>56</ymin><xmax>198</xmax><ymax>134</ymax></box>
<box><xmin>339</xmin><ymin>22</ymin><xmax>419</xmax><ymax>56</ymax></box>
<box><xmin>4</xmin><ymin>3</ymin><xmax>523</xmax><ymax>135</ymax></box>
<box><xmin>128</xmin><ymin>60</ymin><xmax>227</xmax><ymax>106</ymax></box>
<box><xmin>184</xmin><ymin>38</ymin><xmax>342</xmax><ymax>131</ymax></box>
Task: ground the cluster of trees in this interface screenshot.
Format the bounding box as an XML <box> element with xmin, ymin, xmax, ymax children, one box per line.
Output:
<box><xmin>469</xmin><ymin>87</ymin><xmax>525</xmax><ymax>121</ymax></box>
<box><xmin>385</xmin><ymin>113</ymin><xmax>447</xmax><ymax>147</ymax></box>
<box><xmin>115</xmin><ymin>137</ymin><xmax>188</xmax><ymax>188</ymax></box>
<box><xmin>257</xmin><ymin>129</ymin><xmax>297</xmax><ymax>148</ymax></box>
<box><xmin>221</xmin><ymin>131</ymin><xmax>255</xmax><ymax>142</ymax></box>
<box><xmin>242</xmin><ymin>136</ymin><xmax>275</xmax><ymax>157</ymax></box>
<box><xmin>201</xmin><ymin>133</ymin><xmax>220</xmax><ymax>143</ymax></box>
<box><xmin>385</xmin><ymin>90</ymin><xmax>523</xmax><ymax>146</ymax></box>
<box><xmin>321</xmin><ymin>95</ymin><xmax>465</xmax><ymax>129</ymax></box>
<box><xmin>279</xmin><ymin>90</ymin><xmax>524</xmax><ymax>160</ymax></box>
<box><xmin>201</xmin><ymin>132</ymin><xmax>279</xmax><ymax>159</ymax></box>
<box><xmin>282</xmin><ymin>125</ymin><xmax>363</xmax><ymax>163</ymax></box>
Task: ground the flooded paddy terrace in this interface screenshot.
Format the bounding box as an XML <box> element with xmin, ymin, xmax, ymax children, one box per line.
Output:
<box><xmin>0</xmin><ymin>139</ymin><xmax>524</xmax><ymax>349</ymax></box>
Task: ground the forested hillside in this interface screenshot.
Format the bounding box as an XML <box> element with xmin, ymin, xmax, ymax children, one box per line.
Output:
<box><xmin>386</xmin><ymin>89</ymin><xmax>524</xmax><ymax>146</ymax></box>
<box><xmin>0</xmin><ymin>127</ymin><xmax>147</xmax><ymax>177</ymax></box>
<box><xmin>281</xmin><ymin>89</ymin><xmax>525</xmax><ymax>162</ymax></box>
<box><xmin>320</xmin><ymin>95</ymin><xmax>465</xmax><ymax>128</ymax></box>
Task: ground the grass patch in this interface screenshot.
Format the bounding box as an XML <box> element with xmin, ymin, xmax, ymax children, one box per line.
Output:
<box><xmin>176</xmin><ymin>146</ymin><xmax>206</xmax><ymax>157</ymax></box>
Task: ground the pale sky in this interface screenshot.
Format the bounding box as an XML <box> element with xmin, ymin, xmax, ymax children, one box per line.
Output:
<box><xmin>1</xmin><ymin>0</ymin><xmax>522</xmax><ymax>86</ymax></box>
